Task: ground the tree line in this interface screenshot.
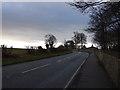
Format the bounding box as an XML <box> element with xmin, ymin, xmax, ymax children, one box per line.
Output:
<box><xmin>70</xmin><ymin>1</ymin><xmax>120</xmax><ymax>52</ymax></box>
<box><xmin>1</xmin><ymin>32</ymin><xmax>87</xmax><ymax>57</ymax></box>
<box><xmin>44</xmin><ymin>32</ymin><xmax>87</xmax><ymax>50</ymax></box>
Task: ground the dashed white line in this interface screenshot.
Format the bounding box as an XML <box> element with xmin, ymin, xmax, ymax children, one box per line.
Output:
<box><xmin>22</xmin><ymin>63</ymin><xmax>51</xmax><ymax>73</ymax></box>
<box><xmin>40</xmin><ymin>63</ymin><xmax>51</xmax><ymax>67</ymax></box>
<box><xmin>57</xmin><ymin>60</ymin><xmax>62</xmax><ymax>62</ymax></box>
<box><xmin>57</xmin><ymin>58</ymin><xmax>67</xmax><ymax>62</ymax></box>
<box><xmin>22</xmin><ymin>67</ymin><xmax>39</xmax><ymax>73</ymax></box>
<box><xmin>57</xmin><ymin>53</ymin><xmax>81</xmax><ymax>63</ymax></box>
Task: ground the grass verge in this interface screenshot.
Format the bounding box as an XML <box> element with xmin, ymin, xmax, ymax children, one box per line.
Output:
<box><xmin>2</xmin><ymin>51</ymin><xmax>72</xmax><ymax>66</ymax></box>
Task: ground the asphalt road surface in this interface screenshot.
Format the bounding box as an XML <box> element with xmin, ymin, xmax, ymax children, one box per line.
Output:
<box><xmin>3</xmin><ymin>52</ymin><xmax>89</xmax><ymax>88</ymax></box>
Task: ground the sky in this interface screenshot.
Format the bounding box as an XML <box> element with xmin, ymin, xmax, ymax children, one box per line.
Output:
<box><xmin>2</xmin><ymin>2</ymin><xmax>93</xmax><ymax>49</ymax></box>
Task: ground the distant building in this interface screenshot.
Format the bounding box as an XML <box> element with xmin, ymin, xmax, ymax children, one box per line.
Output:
<box><xmin>64</xmin><ymin>40</ymin><xmax>75</xmax><ymax>49</ymax></box>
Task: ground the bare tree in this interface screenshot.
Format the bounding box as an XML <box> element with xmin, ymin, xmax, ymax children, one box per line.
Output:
<box><xmin>70</xmin><ymin>1</ymin><xmax>120</xmax><ymax>51</ymax></box>
<box><xmin>72</xmin><ymin>32</ymin><xmax>87</xmax><ymax>49</ymax></box>
<box><xmin>45</xmin><ymin>34</ymin><xmax>57</xmax><ymax>49</ymax></box>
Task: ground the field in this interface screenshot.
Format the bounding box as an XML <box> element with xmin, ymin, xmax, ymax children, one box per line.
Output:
<box><xmin>2</xmin><ymin>48</ymin><xmax>72</xmax><ymax>66</ymax></box>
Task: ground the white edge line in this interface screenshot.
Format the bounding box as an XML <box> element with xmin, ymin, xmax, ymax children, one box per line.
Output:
<box><xmin>22</xmin><ymin>63</ymin><xmax>51</xmax><ymax>73</ymax></box>
<box><xmin>64</xmin><ymin>53</ymin><xmax>90</xmax><ymax>88</ymax></box>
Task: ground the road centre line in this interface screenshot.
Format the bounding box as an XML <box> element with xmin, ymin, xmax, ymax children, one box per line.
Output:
<box><xmin>57</xmin><ymin>60</ymin><xmax>62</xmax><ymax>62</ymax></box>
<box><xmin>22</xmin><ymin>67</ymin><xmax>39</xmax><ymax>73</ymax></box>
<box><xmin>40</xmin><ymin>63</ymin><xmax>51</xmax><ymax>67</ymax></box>
<box><xmin>58</xmin><ymin>56</ymin><xmax>75</xmax><ymax>62</ymax></box>
<box><xmin>22</xmin><ymin>53</ymin><xmax>79</xmax><ymax>73</ymax></box>
<box><xmin>22</xmin><ymin>63</ymin><xmax>51</xmax><ymax>73</ymax></box>
<box><xmin>57</xmin><ymin>53</ymin><xmax>80</xmax><ymax>63</ymax></box>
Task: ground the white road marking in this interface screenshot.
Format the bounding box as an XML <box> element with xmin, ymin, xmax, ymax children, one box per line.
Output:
<box><xmin>64</xmin><ymin>54</ymin><xmax>89</xmax><ymax>88</ymax></box>
<box><xmin>40</xmin><ymin>63</ymin><xmax>51</xmax><ymax>67</ymax></box>
<box><xmin>57</xmin><ymin>53</ymin><xmax>81</xmax><ymax>63</ymax></box>
<box><xmin>22</xmin><ymin>63</ymin><xmax>51</xmax><ymax>73</ymax></box>
<box><xmin>57</xmin><ymin>60</ymin><xmax>62</xmax><ymax>62</ymax></box>
<box><xmin>22</xmin><ymin>67</ymin><xmax>39</xmax><ymax>73</ymax></box>
<box><xmin>57</xmin><ymin>58</ymin><xmax>67</xmax><ymax>63</ymax></box>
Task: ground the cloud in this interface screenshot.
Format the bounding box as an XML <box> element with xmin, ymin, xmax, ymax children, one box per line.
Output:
<box><xmin>2</xmin><ymin>2</ymin><xmax>91</xmax><ymax>48</ymax></box>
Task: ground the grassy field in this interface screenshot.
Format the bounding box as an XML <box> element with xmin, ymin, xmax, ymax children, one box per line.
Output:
<box><xmin>2</xmin><ymin>48</ymin><xmax>72</xmax><ymax>66</ymax></box>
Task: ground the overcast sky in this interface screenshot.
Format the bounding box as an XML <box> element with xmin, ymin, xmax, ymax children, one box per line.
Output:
<box><xmin>2</xmin><ymin>2</ymin><xmax>93</xmax><ymax>48</ymax></box>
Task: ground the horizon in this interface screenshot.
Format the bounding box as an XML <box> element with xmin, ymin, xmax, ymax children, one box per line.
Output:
<box><xmin>2</xmin><ymin>2</ymin><xmax>94</xmax><ymax>49</ymax></box>
<box><xmin>1</xmin><ymin>40</ymin><xmax>93</xmax><ymax>49</ymax></box>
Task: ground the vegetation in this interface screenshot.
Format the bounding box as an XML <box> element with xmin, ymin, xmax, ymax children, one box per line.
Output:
<box><xmin>69</xmin><ymin>2</ymin><xmax>120</xmax><ymax>87</ymax></box>
<box><xmin>2</xmin><ymin>31</ymin><xmax>88</xmax><ymax>66</ymax></box>
<box><xmin>72</xmin><ymin>32</ymin><xmax>87</xmax><ymax>49</ymax></box>
<box><xmin>70</xmin><ymin>1</ymin><xmax>120</xmax><ymax>52</ymax></box>
<box><xmin>45</xmin><ymin>34</ymin><xmax>57</xmax><ymax>49</ymax></box>
<box><xmin>1</xmin><ymin>1</ymin><xmax>120</xmax><ymax>88</ymax></box>
<box><xmin>2</xmin><ymin>48</ymin><xmax>72</xmax><ymax>65</ymax></box>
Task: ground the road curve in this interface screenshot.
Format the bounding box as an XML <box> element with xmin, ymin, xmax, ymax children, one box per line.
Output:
<box><xmin>3</xmin><ymin>52</ymin><xmax>89</xmax><ymax>88</ymax></box>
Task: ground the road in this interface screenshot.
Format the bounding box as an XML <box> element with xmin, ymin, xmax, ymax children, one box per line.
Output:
<box><xmin>3</xmin><ymin>52</ymin><xmax>89</xmax><ymax>88</ymax></box>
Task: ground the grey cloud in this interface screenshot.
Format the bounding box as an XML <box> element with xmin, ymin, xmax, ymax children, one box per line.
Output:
<box><xmin>2</xmin><ymin>2</ymin><xmax>91</xmax><ymax>46</ymax></box>
<box><xmin>3</xmin><ymin>2</ymin><xmax>89</xmax><ymax>30</ymax></box>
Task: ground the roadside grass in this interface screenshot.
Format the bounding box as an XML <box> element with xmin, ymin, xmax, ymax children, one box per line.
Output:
<box><xmin>2</xmin><ymin>51</ymin><xmax>72</xmax><ymax>66</ymax></box>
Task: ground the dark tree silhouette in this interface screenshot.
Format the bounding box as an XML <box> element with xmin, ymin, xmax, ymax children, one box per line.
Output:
<box><xmin>38</xmin><ymin>46</ymin><xmax>43</xmax><ymax>50</ymax></box>
<box><xmin>70</xmin><ymin>1</ymin><xmax>120</xmax><ymax>51</ymax></box>
<box><xmin>45</xmin><ymin>34</ymin><xmax>57</xmax><ymax>49</ymax></box>
<box><xmin>72</xmin><ymin>32</ymin><xmax>87</xmax><ymax>49</ymax></box>
<box><xmin>82</xmin><ymin>45</ymin><xmax>86</xmax><ymax>49</ymax></box>
<box><xmin>45</xmin><ymin>44</ymin><xmax>49</xmax><ymax>49</ymax></box>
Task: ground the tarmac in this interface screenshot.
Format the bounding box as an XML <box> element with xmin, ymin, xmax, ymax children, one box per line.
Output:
<box><xmin>69</xmin><ymin>53</ymin><xmax>113</xmax><ymax>88</ymax></box>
